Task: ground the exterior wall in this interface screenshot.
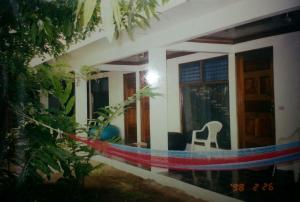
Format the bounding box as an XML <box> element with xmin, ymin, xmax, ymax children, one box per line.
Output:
<box><xmin>234</xmin><ymin>31</ymin><xmax>300</xmax><ymax>142</ymax></box>
<box><xmin>74</xmin><ymin>32</ymin><xmax>300</xmax><ymax>146</ymax></box>
<box><xmin>55</xmin><ymin>0</ymin><xmax>299</xmax><ymax>70</ymax></box>
<box><xmin>166</xmin><ymin>31</ymin><xmax>300</xmax><ymax>147</ymax></box>
<box><xmin>108</xmin><ymin>71</ymin><xmax>126</xmax><ymax>140</ymax></box>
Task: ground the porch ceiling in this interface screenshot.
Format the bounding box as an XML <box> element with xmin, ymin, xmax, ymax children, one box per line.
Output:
<box><xmin>106</xmin><ymin>51</ymin><xmax>196</xmax><ymax>65</ymax></box>
<box><xmin>30</xmin><ymin>0</ymin><xmax>300</xmax><ymax>69</ymax></box>
<box><xmin>114</xmin><ymin>9</ymin><xmax>300</xmax><ymax>63</ymax></box>
<box><xmin>30</xmin><ymin>0</ymin><xmax>239</xmax><ymax>67</ymax></box>
<box><xmin>189</xmin><ymin>9</ymin><xmax>300</xmax><ymax>44</ymax></box>
<box><xmin>136</xmin><ymin>0</ymin><xmax>240</xmax><ymax>35</ymax></box>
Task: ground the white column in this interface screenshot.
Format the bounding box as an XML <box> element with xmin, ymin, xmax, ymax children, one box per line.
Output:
<box><xmin>108</xmin><ymin>71</ymin><xmax>125</xmax><ymax>139</ymax></box>
<box><xmin>75</xmin><ymin>74</ymin><xmax>88</xmax><ymax>136</ymax></box>
<box><xmin>228</xmin><ymin>53</ymin><xmax>238</xmax><ymax>150</ymax></box>
<box><xmin>148</xmin><ymin>48</ymin><xmax>168</xmax><ymax>172</ymax></box>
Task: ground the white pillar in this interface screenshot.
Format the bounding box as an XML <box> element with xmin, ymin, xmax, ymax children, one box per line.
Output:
<box><xmin>75</xmin><ymin>74</ymin><xmax>88</xmax><ymax>136</ymax></box>
<box><xmin>228</xmin><ymin>53</ymin><xmax>238</xmax><ymax>149</ymax></box>
<box><xmin>108</xmin><ymin>71</ymin><xmax>125</xmax><ymax>139</ymax></box>
<box><xmin>148</xmin><ymin>48</ymin><xmax>168</xmax><ymax>172</ymax></box>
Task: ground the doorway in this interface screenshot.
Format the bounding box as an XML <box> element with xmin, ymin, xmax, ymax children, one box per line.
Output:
<box><xmin>140</xmin><ymin>71</ymin><xmax>150</xmax><ymax>147</ymax></box>
<box><xmin>123</xmin><ymin>73</ymin><xmax>137</xmax><ymax>144</ymax></box>
<box><xmin>87</xmin><ymin>77</ymin><xmax>109</xmax><ymax>119</ymax></box>
<box><xmin>236</xmin><ymin>47</ymin><xmax>275</xmax><ymax>148</ymax></box>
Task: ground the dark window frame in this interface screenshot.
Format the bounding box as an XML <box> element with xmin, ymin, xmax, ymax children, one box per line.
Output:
<box><xmin>179</xmin><ymin>55</ymin><xmax>231</xmax><ymax>149</ymax></box>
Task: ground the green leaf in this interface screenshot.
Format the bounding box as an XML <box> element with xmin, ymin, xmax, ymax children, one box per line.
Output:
<box><xmin>112</xmin><ymin>0</ymin><xmax>122</xmax><ymax>30</ymax></box>
<box><xmin>65</xmin><ymin>96</ymin><xmax>75</xmax><ymax>114</ymax></box>
<box><xmin>83</xmin><ymin>0</ymin><xmax>97</xmax><ymax>28</ymax></box>
<box><xmin>59</xmin><ymin>160</ymin><xmax>71</xmax><ymax>178</ymax></box>
<box><xmin>37</xmin><ymin>150</ymin><xmax>61</xmax><ymax>172</ymax></box>
<box><xmin>31</xmin><ymin>159</ymin><xmax>51</xmax><ymax>176</ymax></box>
<box><xmin>101</xmin><ymin>0</ymin><xmax>115</xmax><ymax>42</ymax></box>
<box><xmin>74</xmin><ymin>163</ymin><xmax>93</xmax><ymax>179</ymax></box>
<box><xmin>47</xmin><ymin>146</ymin><xmax>72</xmax><ymax>161</ymax></box>
<box><xmin>75</xmin><ymin>0</ymin><xmax>85</xmax><ymax>25</ymax></box>
<box><xmin>62</xmin><ymin>81</ymin><xmax>73</xmax><ymax>105</ymax></box>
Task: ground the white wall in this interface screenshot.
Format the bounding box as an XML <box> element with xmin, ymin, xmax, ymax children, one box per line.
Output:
<box><xmin>273</xmin><ymin>32</ymin><xmax>300</xmax><ymax>141</ymax></box>
<box><xmin>108</xmin><ymin>71</ymin><xmax>126</xmax><ymax>140</ymax></box>
<box><xmin>86</xmin><ymin>32</ymin><xmax>300</xmax><ymax>147</ymax></box>
<box><xmin>166</xmin><ymin>31</ymin><xmax>300</xmax><ymax>147</ymax></box>
<box><xmin>55</xmin><ymin>0</ymin><xmax>299</xmax><ymax>69</ymax></box>
<box><xmin>234</xmin><ymin>31</ymin><xmax>300</xmax><ymax>142</ymax></box>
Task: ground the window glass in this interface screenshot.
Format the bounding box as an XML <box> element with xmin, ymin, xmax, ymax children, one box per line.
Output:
<box><xmin>180</xmin><ymin>56</ymin><xmax>231</xmax><ymax>149</ymax></box>
<box><xmin>204</xmin><ymin>57</ymin><xmax>228</xmax><ymax>81</ymax></box>
<box><xmin>87</xmin><ymin>77</ymin><xmax>109</xmax><ymax>119</ymax></box>
<box><xmin>179</xmin><ymin>61</ymin><xmax>201</xmax><ymax>83</ymax></box>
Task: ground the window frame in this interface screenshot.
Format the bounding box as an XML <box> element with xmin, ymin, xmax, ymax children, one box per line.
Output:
<box><xmin>179</xmin><ymin>55</ymin><xmax>229</xmax><ymax>135</ymax></box>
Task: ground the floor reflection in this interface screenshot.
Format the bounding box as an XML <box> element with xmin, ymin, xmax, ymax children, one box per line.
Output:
<box><xmin>165</xmin><ymin>167</ymin><xmax>300</xmax><ymax>202</ymax></box>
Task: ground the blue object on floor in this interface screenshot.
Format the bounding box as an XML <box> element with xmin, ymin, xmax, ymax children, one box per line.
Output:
<box><xmin>100</xmin><ymin>124</ymin><xmax>120</xmax><ymax>140</ymax></box>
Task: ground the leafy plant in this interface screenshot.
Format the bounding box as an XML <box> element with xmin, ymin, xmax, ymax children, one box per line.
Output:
<box><xmin>0</xmin><ymin>0</ymin><xmax>166</xmax><ymax>195</ymax></box>
<box><xmin>75</xmin><ymin>0</ymin><xmax>170</xmax><ymax>40</ymax></box>
<box><xmin>0</xmin><ymin>129</ymin><xmax>18</xmax><ymax>188</ymax></box>
<box><xmin>87</xmin><ymin>85</ymin><xmax>159</xmax><ymax>140</ymax></box>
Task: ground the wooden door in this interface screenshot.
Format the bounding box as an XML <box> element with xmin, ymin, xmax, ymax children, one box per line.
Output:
<box><xmin>124</xmin><ymin>73</ymin><xmax>137</xmax><ymax>144</ymax></box>
<box><xmin>236</xmin><ymin>47</ymin><xmax>275</xmax><ymax>148</ymax></box>
<box><xmin>140</xmin><ymin>71</ymin><xmax>150</xmax><ymax>147</ymax></box>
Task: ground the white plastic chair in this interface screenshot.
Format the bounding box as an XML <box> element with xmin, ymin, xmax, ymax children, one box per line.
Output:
<box><xmin>191</xmin><ymin>121</ymin><xmax>223</xmax><ymax>150</ymax></box>
<box><xmin>191</xmin><ymin>121</ymin><xmax>223</xmax><ymax>187</ymax></box>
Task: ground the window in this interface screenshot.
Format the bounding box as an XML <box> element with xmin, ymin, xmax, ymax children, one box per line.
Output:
<box><xmin>203</xmin><ymin>57</ymin><xmax>228</xmax><ymax>81</ymax></box>
<box><xmin>179</xmin><ymin>61</ymin><xmax>201</xmax><ymax>83</ymax></box>
<box><xmin>179</xmin><ymin>56</ymin><xmax>231</xmax><ymax>149</ymax></box>
<box><xmin>87</xmin><ymin>77</ymin><xmax>109</xmax><ymax>119</ymax></box>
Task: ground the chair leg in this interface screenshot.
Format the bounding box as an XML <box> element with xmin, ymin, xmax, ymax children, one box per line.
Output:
<box><xmin>207</xmin><ymin>170</ymin><xmax>213</xmax><ymax>189</ymax></box>
<box><xmin>192</xmin><ymin>170</ymin><xmax>198</xmax><ymax>185</ymax></box>
<box><xmin>272</xmin><ymin>165</ymin><xmax>276</xmax><ymax>177</ymax></box>
<box><xmin>293</xmin><ymin>163</ymin><xmax>300</xmax><ymax>183</ymax></box>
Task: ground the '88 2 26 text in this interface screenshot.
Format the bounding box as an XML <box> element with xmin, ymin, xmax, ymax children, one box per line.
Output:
<box><xmin>230</xmin><ymin>183</ymin><xmax>274</xmax><ymax>192</ymax></box>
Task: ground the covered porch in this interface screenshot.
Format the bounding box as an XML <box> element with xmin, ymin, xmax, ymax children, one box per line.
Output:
<box><xmin>45</xmin><ymin>0</ymin><xmax>300</xmax><ymax>201</ymax></box>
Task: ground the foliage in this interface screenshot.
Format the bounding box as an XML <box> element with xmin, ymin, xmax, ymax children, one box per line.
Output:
<box><xmin>30</xmin><ymin>63</ymin><xmax>75</xmax><ymax>115</ymax></box>
<box><xmin>17</xmin><ymin>117</ymin><xmax>96</xmax><ymax>186</ymax></box>
<box><xmin>10</xmin><ymin>63</ymin><xmax>159</xmax><ymax>186</ymax></box>
<box><xmin>0</xmin><ymin>0</ymin><xmax>169</xmax><ymax>65</ymax></box>
<box><xmin>0</xmin><ymin>129</ymin><xmax>18</xmax><ymax>189</ymax></box>
<box><xmin>12</xmin><ymin>63</ymin><xmax>101</xmax><ymax>186</ymax></box>
<box><xmin>0</xmin><ymin>0</ymin><xmax>166</xmax><ymax>193</ymax></box>
<box><xmin>76</xmin><ymin>0</ymin><xmax>169</xmax><ymax>40</ymax></box>
<box><xmin>87</xmin><ymin>86</ymin><xmax>159</xmax><ymax>140</ymax></box>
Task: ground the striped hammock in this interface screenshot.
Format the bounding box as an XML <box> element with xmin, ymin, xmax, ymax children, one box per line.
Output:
<box><xmin>69</xmin><ymin>135</ymin><xmax>300</xmax><ymax>170</ymax></box>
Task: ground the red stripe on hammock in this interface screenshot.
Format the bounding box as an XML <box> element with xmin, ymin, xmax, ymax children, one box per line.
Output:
<box><xmin>69</xmin><ymin>134</ymin><xmax>300</xmax><ymax>166</ymax></box>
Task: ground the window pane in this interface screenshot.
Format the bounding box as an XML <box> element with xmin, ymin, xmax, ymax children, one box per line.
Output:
<box><xmin>181</xmin><ymin>84</ymin><xmax>231</xmax><ymax>149</ymax></box>
<box><xmin>179</xmin><ymin>61</ymin><xmax>201</xmax><ymax>83</ymax></box>
<box><xmin>88</xmin><ymin>77</ymin><xmax>109</xmax><ymax>119</ymax></box>
<box><xmin>180</xmin><ymin>57</ymin><xmax>230</xmax><ymax>149</ymax></box>
<box><xmin>204</xmin><ymin>57</ymin><xmax>228</xmax><ymax>81</ymax></box>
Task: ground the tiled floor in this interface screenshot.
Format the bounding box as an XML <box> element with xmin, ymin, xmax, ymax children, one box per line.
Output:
<box><xmin>166</xmin><ymin>167</ymin><xmax>300</xmax><ymax>201</ymax></box>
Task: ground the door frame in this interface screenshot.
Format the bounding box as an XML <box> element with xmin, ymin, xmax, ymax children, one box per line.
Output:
<box><xmin>123</xmin><ymin>72</ymin><xmax>137</xmax><ymax>145</ymax></box>
<box><xmin>236</xmin><ymin>47</ymin><xmax>275</xmax><ymax>148</ymax></box>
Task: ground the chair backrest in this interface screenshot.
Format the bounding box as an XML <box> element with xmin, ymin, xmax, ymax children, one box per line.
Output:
<box><xmin>205</xmin><ymin>121</ymin><xmax>223</xmax><ymax>143</ymax></box>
